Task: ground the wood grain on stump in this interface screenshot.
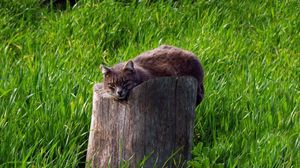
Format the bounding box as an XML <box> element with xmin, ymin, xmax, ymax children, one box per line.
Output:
<box><xmin>86</xmin><ymin>77</ymin><xmax>197</xmax><ymax>168</ymax></box>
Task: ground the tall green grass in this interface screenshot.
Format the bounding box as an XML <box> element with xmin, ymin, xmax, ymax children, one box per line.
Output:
<box><xmin>1</xmin><ymin>0</ymin><xmax>299</xmax><ymax>167</ymax></box>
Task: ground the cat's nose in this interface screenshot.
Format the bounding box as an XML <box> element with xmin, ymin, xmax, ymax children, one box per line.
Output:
<box><xmin>117</xmin><ymin>90</ymin><xmax>122</xmax><ymax>96</ymax></box>
<box><xmin>116</xmin><ymin>87</ymin><xmax>123</xmax><ymax>96</ymax></box>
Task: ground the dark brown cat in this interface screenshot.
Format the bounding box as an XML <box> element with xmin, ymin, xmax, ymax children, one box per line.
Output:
<box><xmin>101</xmin><ymin>45</ymin><xmax>204</xmax><ymax>105</ymax></box>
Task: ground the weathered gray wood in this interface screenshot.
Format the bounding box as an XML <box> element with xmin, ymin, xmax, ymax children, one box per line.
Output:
<box><xmin>86</xmin><ymin>77</ymin><xmax>197</xmax><ymax>168</ymax></box>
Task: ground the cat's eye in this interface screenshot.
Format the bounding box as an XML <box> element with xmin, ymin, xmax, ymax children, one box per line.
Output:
<box><xmin>123</xmin><ymin>82</ymin><xmax>131</xmax><ymax>88</ymax></box>
<box><xmin>123</xmin><ymin>80</ymin><xmax>130</xmax><ymax>84</ymax></box>
<box><xmin>107</xmin><ymin>83</ymin><xmax>115</xmax><ymax>89</ymax></box>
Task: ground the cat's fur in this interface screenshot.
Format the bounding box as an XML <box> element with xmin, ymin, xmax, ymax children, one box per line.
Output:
<box><xmin>101</xmin><ymin>45</ymin><xmax>204</xmax><ymax>105</ymax></box>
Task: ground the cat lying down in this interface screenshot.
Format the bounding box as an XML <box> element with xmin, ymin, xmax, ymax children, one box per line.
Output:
<box><xmin>101</xmin><ymin>45</ymin><xmax>204</xmax><ymax>105</ymax></box>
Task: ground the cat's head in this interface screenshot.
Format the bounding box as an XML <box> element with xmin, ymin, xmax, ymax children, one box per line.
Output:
<box><xmin>101</xmin><ymin>61</ymin><xmax>138</xmax><ymax>100</ymax></box>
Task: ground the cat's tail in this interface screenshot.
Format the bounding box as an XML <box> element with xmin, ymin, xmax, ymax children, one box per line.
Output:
<box><xmin>196</xmin><ymin>83</ymin><xmax>204</xmax><ymax>106</ymax></box>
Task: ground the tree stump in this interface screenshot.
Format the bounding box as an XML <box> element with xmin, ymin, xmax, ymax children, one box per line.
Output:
<box><xmin>86</xmin><ymin>77</ymin><xmax>197</xmax><ymax>168</ymax></box>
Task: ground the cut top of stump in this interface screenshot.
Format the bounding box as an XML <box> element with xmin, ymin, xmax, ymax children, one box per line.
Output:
<box><xmin>94</xmin><ymin>76</ymin><xmax>198</xmax><ymax>105</ymax></box>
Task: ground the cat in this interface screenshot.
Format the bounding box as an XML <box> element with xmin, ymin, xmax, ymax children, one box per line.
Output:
<box><xmin>101</xmin><ymin>45</ymin><xmax>204</xmax><ymax>105</ymax></box>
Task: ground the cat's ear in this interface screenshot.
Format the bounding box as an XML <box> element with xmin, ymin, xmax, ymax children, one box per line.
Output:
<box><xmin>123</xmin><ymin>60</ymin><xmax>134</xmax><ymax>72</ymax></box>
<box><xmin>100</xmin><ymin>64</ymin><xmax>111</xmax><ymax>75</ymax></box>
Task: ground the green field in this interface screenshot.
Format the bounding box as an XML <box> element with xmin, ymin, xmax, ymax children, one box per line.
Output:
<box><xmin>1</xmin><ymin>0</ymin><xmax>300</xmax><ymax>167</ymax></box>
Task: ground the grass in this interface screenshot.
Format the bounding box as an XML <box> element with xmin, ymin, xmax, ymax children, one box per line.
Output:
<box><xmin>0</xmin><ymin>0</ymin><xmax>300</xmax><ymax>167</ymax></box>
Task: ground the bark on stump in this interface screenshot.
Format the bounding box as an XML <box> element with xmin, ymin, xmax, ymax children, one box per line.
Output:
<box><xmin>86</xmin><ymin>77</ymin><xmax>197</xmax><ymax>168</ymax></box>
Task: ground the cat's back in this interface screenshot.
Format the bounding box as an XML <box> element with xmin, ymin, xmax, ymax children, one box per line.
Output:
<box><xmin>133</xmin><ymin>45</ymin><xmax>203</xmax><ymax>80</ymax></box>
<box><xmin>133</xmin><ymin>45</ymin><xmax>197</xmax><ymax>65</ymax></box>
